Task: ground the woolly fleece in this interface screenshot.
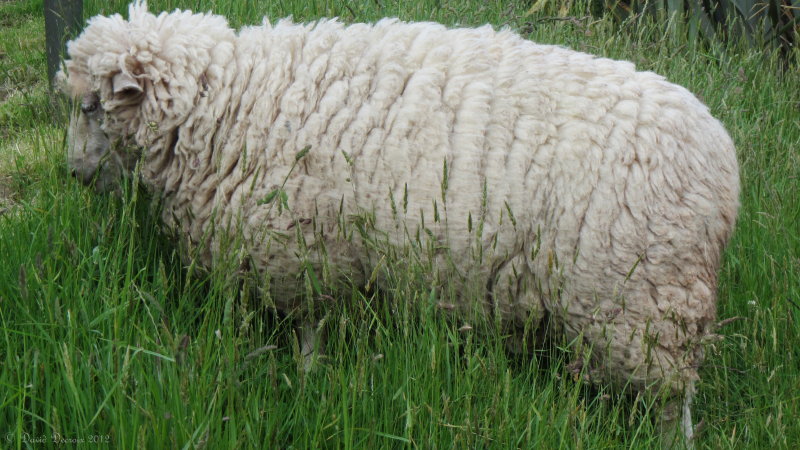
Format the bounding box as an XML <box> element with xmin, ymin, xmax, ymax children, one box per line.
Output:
<box><xmin>62</xmin><ymin>2</ymin><xmax>739</xmax><ymax>401</ymax></box>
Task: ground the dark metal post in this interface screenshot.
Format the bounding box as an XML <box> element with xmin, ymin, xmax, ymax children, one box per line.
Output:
<box><xmin>44</xmin><ymin>0</ymin><xmax>83</xmax><ymax>89</ymax></box>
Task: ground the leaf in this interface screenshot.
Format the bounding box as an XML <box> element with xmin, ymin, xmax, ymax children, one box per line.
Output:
<box><xmin>279</xmin><ymin>190</ymin><xmax>289</xmax><ymax>211</ymax></box>
<box><xmin>341</xmin><ymin>150</ymin><xmax>354</xmax><ymax>166</ymax></box>
<box><xmin>504</xmin><ymin>201</ymin><xmax>517</xmax><ymax>228</ymax></box>
<box><xmin>525</xmin><ymin>0</ymin><xmax>551</xmax><ymax>17</ymax></box>
<box><xmin>295</xmin><ymin>144</ymin><xmax>311</xmax><ymax>161</ymax></box>
<box><xmin>303</xmin><ymin>262</ymin><xmax>322</xmax><ymax>295</ymax></box>
<box><xmin>440</xmin><ymin>159</ymin><xmax>449</xmax><ymax>203</ymax></box>
<box><xmin>258</xmin><ymin>189</ymin><xmax>282</xmax><ymax>205</ymax></box>
<box><xmin>666</xmin><ymin>0</ymin><xmax>682</xmax><ymax>17</ymax></box>
<box><xmin>558</xmin><ymin>0</ymin><xmax>572</xmax><ymax>17</ymax></box>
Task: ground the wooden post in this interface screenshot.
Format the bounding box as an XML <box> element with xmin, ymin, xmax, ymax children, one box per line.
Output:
<box><xmin>44</xmin><ymin>0</ymin><xmax>83</xmax><ymax>89</ymax></box>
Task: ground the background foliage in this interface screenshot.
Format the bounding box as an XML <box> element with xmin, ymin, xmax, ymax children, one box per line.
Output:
<box><xmin>528</xmin><ymin>0</ymin><xmax>799</xmax><ymax>65</ymax></box>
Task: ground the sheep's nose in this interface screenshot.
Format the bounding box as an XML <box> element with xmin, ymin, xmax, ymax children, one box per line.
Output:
<box><xmin>70</xmin><ymin>169</ymin><xmax>79</xmax><ymax>179</ymax></box>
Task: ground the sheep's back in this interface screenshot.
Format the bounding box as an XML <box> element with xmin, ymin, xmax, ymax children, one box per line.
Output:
<box><xmin>180</xmin><ymin>19</ymin><xmax>738</xmax><ymax>332</ymax></box>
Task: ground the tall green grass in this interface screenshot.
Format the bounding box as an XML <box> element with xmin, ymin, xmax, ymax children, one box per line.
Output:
<box><xmin>1</xmin><ymin>0</ymin><xmax>798</xmax><ymax>448</ymax></box>
<box><xmin>527</xmin><ymin>0</ymin><xmax>800</xmax><ymax>65</ymax></box>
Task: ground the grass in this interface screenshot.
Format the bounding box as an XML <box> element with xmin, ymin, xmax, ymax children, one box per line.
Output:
<box><xmin>1</xmin><ymin>0</ymin><xmax>799</xmax><ymax>448</ymax></box>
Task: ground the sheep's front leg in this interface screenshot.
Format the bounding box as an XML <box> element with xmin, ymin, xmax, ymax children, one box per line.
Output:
<box><xmin>297</xmin><ymin>320</ymin><xmax>325</xmax><ymax>372</ymax></box>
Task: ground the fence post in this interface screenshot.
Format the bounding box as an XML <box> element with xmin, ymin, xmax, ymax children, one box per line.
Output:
<box><xmin>44</xmin><ymin>0</ymin><xmax>83</xmax><ymax>89</ymax></box>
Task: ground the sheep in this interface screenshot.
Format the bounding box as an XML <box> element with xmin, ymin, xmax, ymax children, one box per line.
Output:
<box><xmin>59</xmin><ymin>1</ymin><xmax>740</xmax><ymax>444</ymax></box>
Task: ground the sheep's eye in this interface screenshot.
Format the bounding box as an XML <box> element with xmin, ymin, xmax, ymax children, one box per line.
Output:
<box><xmin>81</xmin><ymin>102</ymin><xmax>98</xmax><ymax>114</ymax></box>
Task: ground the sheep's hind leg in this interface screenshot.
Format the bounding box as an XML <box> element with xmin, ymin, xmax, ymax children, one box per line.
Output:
<box><xmin>491</xmin><ymin>255</ymin><xmax>546</xmax><ymax>346</ymax></box>
<box><xmin>657</xmin><ymin>381</ymin><xmax>695</xmax><ymax>449</ymax></box>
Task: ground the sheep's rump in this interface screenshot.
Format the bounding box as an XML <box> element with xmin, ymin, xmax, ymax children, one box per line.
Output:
<box><xmin>63</xmin><ymin>8</ymin><xmax>740</xmax><ymax>394</ymax></box>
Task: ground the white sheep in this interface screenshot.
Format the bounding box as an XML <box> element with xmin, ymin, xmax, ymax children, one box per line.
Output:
<box><xmin>60</xmin><ymin>1</ymin><xmax>740</xmax><ymax>444</ymax></box>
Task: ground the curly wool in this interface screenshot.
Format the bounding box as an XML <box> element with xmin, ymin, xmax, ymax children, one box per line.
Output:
<box><xmin>63</xmin><ymin>1</ymin><xmax>739</xmax><ymax>397</ymax></box>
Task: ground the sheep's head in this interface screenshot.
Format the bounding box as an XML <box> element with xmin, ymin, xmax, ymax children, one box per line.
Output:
<box><xmin>66</xmin><ymin>86</ymin><xmax>142</xmax><ymax>191</ymax></box>
<box><xmin>59</xmin><ymin>0</ymin><xmax>235</xmax><ymax>191</ymax></box>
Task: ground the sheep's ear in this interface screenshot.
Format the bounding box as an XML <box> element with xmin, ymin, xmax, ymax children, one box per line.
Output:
<box><xmin>112</xmin><ymin>72</ymin><xmax>142</xmax><ymax>96</ymax></box>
